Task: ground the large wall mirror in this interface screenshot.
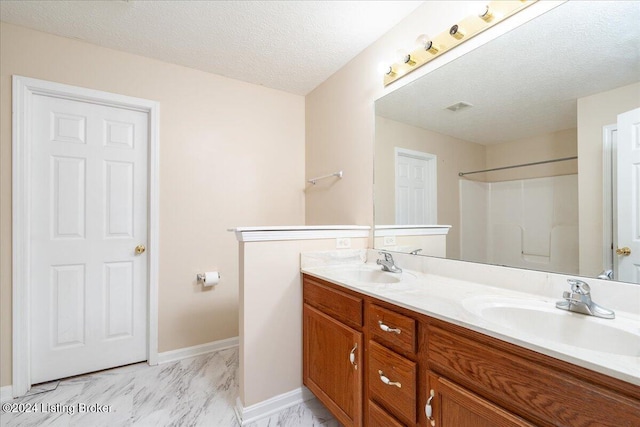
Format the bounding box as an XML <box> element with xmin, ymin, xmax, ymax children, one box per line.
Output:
<box><xmin>374</xmin><ymin>1</ymin><xmax>640</xmax><ymax>284</ymax></box>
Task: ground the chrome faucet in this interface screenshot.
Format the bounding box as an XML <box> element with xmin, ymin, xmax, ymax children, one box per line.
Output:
<box><xmin>597</xmin><ymin>269</ymin><xmax>613</xmax><ymax>280</ymax></box>
<box><xmin>409</xmin><ymin>248</ymin><xmax>422</xmax><ymax>255</ymax></box>
<box><xmin>556</xmin><ymin>279</ymin><xmax>614</xmax><ymax>319</ymax></box>
<box><xmin>377</xmin><ymin>251</ymin><xmax>402</xmax><ymax>273</ymax></box>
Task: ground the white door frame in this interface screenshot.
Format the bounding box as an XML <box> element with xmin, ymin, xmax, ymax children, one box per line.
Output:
<box><xmin>12</xmin><ymin>75</ymin><xmax>160</xmax><ymax>397</ymax></box>
<box><xmin>602</xmin><ymin>124</ymin><xmax>617</xmax><ymax>277</ymax></box>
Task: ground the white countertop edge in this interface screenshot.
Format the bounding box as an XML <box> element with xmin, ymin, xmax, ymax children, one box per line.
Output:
<box><xmin>231</xmin><ymin>225</ymin><xmax>371</xmax><ymax>242</ymax></box>
<box><xmin>301</xmin><ymin>267</ymin><xmax>640</xmax><ymax>387</ymax></box>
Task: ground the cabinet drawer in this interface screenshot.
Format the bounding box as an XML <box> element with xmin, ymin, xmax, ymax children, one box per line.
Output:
<box><xmin>368</xmin><ymin>340</ymin><xmax>416</xmax><ymax>425</ymax></box>
<box><xmin>368</xmin><ymin>400</ymin><xmax>405</xmax><ymax>427</ymax></box>
<box><xmin>368</xmin><ymin>304</ymin><xmax>416</xmax><ymax>354</ymax></box>
<box><xmin>428</xmin><ymin>325</ymin><xmax>640</xmax><ymax>427</ymax></box>
<box><xmin>303</xmin><ymin>276</ymin><xmax>363</xmax><ymax>329</ymax></box>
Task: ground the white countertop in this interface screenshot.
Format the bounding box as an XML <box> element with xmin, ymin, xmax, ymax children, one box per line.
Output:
<box><xmin>301</xmin><ymin>261</ymin><xmax>640</xmax><ymax>386</ymax></box>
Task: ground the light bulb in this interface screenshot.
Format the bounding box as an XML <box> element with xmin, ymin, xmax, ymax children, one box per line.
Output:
<box><xmin>415</xmin><ymin>34</ymin><xmax>439</xmax><ymax>54</ymax></box>
<box><xmin>478</xmin><ymin>5</ymin><xmax>493</xmax><ymax>21</ymax></box>
<box><xmin>449</xmin><ymin>24</ymin><xmax>465</xmax><ymax>40</ymax></box>
<box><xmin>466</xmin><ymin>3</ymin><xmax>490</xmax><ymax>18</ymax></box>
<box><xmin>396</xmin><ymin>49</ymin><xmax>416</xmax><ymax>66</ymax></box>
<box><xmin>377</xmin><ymin>61</ymin><xmax>394</xmax><ymax>76</ymax></box>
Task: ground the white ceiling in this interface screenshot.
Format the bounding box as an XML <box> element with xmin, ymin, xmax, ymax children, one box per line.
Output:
<box><xmin>375</xmin><ymin>1</ymin><xmax>640</xmax><ymax>145</ymax></box>
<box><xmin>0</xmin><ymin>0</ymin><xmax>424</xmax><ymax>95</ymax></box>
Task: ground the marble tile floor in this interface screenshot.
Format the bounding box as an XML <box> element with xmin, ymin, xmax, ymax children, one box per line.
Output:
<box><xmin>0</xmin><ymin>347</ymin><xmax>340</xmax><ymax>427</ymax></box>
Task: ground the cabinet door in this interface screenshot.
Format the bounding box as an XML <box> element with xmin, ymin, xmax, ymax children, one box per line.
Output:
<box><xmin>426</xmin><ymin>374</ymin><xmax>535</xmax><ymax>427</ymax></box>
<box><xmin>304</xmin><ymin>304</ymin><xmax>363</xmax><ymax>427</ymax></box>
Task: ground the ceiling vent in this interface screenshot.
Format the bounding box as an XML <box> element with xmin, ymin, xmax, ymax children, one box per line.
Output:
<box><xmin>445</xmin><ymin>101</ymin><xmax>473</xmax><ymax>112</ymax></box>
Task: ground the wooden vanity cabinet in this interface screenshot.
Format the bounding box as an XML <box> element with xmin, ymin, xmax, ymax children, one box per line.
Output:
<box><xmin>303</xmin><ymin>277</ymin><xmax>363</xmax><ymax>427</ymax></box>
<box><xmin>302</xmin><ymin>274</ymin><xmax>640</xmax><ymax>427</ymax></box>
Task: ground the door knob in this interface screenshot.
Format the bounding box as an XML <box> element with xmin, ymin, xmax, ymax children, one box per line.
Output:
<box><xmin>135</xmin><ymin>244</ymin><xmax>146</xmax><ymax>255</ymax></box>
<box><xmin>616</xmin><ymin>247</ymin><xmax>631</xmax><ymax>256</ymax></box>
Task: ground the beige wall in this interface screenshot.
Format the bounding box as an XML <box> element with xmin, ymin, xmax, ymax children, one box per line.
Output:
<box><xmin>239</xmin><ymin>238</ymin><xmax>368</xmax><ymax>408</ymax></box>
<box><xmin>485</xmin><ymin>128</ymin><xmax>577</xmax><ymax>181</ymax></box>
<box><xmin>577</xmin><ymin>82</ymin><xmax>640</xmax><ymax>277</ymax></box>
<box><xmin>0</xmin><ymin>22</ymin><xmax>305</xmax><ymax>387</ymax></box>
<box><xmin>374</xmin><ymin>116</ymin><xmax>485</xmax><ymax>258</ymax></box>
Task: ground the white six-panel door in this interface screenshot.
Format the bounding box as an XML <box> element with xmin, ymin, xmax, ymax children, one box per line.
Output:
<box><xmin>395</xmin><ymin>148</ymin><xmax>437</xmax><ymax>225</ymax></box>
<box><xmin>616</xmin><ymin>108</ymin><xmax>640</xmax><ymax>284</ymax></box>
<box><xmin>29</xmin><ymin>94</ymin><xmax>148</xmax><ymax>384</ymax></box>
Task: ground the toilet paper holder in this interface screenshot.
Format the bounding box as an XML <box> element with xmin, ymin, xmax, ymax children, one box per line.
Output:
<box><xmin>197</xmin><ymin>272</ymin><xmax>221</xmax><ymax>283</ymax></box>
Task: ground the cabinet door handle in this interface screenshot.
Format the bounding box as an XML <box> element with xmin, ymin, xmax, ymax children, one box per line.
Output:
<box><xmin>349</xmin><ymin>343</ymin><xmax>358</xmax><ymax>370</ymax></box>
<box><xmin>425</xmin><ymin>389</ymin><xmax>435</xmax><ymax>426</ymax></box>
<box><xmin>378</xmin><ymin>320</ymin><xmax>401</xmax><ymax>334</ymax></box>
<box><xmin>378</xmin><ymin>370</ymin><xmax>402</xmax><ymax>388</ymax></box>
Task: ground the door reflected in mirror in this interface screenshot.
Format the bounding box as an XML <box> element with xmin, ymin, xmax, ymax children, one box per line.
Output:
<box><xmin>373</xmin><ymin>1</ymin><xmax>640</xmax><ymax>284</ymax></box>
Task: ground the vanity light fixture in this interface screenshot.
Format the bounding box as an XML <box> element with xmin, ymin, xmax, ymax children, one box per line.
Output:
<box><xmin>383</xmin><ymin>0</ymin><xmax>537</xmax><ymax>86</ymax></box>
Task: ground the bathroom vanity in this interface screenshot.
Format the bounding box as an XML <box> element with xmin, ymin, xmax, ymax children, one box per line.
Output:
<box><xmin>301</xmin><ymin>258</ymin><xmax>640</xmax><ymax>427</ymax></box>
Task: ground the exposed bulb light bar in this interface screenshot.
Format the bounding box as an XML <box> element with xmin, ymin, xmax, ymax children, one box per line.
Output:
<box><xmin>383</xmin><ymin>0</ymin><xmax>537</xmax><ymax>86</ymax></box>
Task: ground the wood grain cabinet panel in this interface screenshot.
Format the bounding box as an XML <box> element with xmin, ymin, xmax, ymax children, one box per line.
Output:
<box><xmin>368</xmin><ymin>304</ymin><xmax>416</xmax><ymax>355</ymax></box>
<box><xmin>428</xmin><ymin>325</ymin><xmax>640</xmax><ymax>427</ymax></box>
<box><xmin>427</xmin><ymin>373</ymin><xmax>535</xmax><ymax>427</ymax></box>
<box><xmin>368</xmin><ymin>340</ymin><xmax>417</xmax><ymax>425</ymax></box>
<box><xmin>303</xmin><ymin>304</ymin><xmax>362</xmax><ymax>427</ymax></box>
<box><xmin>368</xmin><ymin>400</ymin><xmax>406</xmax><ymax>427</ymax></box>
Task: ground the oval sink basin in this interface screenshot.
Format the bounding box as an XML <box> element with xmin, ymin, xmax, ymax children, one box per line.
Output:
<box><xmin>336</xmin><ymin>269</ymin><xmax>402</xmax><ymax>284</ymax></box>
<box><xmin>463</xmin><ymin>297</ymin><xmax>639</xmax><ymax>357</ymax></box>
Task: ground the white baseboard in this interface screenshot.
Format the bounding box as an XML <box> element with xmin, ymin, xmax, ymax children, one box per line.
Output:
<box><xmin>234</xmin><ymin>387</ymin><xmax>315</xmax><ymax>426</ymax></box>
<box><xmin>157</xmin><ymin>336</ymin><xmax>239</xmax><ymax>365</ymax></box>
<box><xmin>1</xmin><ymin>385</ymin><xmax>13</xmax><ymax>402</ymax></box>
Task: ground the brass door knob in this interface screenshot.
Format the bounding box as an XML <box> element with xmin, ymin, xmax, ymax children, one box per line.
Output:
<box><xmin>616</xmin><ymin>247</ymin><xmax>631</xmax><ymax>256</ymax></box>
<box><xmin>135</xmin><ymin>244</ymin><xmax>146</xmax><ymax>255</ymax></box>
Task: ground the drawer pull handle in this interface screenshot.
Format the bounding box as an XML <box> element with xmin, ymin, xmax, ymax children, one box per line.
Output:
<box><xmin>426</xmin><ymin>389</ymin><xmax>435</xmax><ymax>426</ymax></box>
<box><xmin>349</xmin><ymin>343</ymin><xmax>358</xmax><ymax>370</ymax></box>
<box><xmin>378</xmin><ymin>320</ymin><xmax>401</xmax><ymax>334</ymax></box>
<box><xmin>378</xmin><ymin>370</ymin><xmax>402</xmax><ymax>388</ymax></box>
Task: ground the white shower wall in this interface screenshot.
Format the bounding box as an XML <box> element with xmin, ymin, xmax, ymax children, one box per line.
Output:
<box><xmin>460</xmin><ymin>175</ymin><xmax>579</xmax><ymax>274</ymax></box>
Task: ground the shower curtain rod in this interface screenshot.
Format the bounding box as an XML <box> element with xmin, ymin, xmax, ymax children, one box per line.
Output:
<box><xmin>458</xmin><ymin>156</ymin><xmax>578</xmax><ymax>177</ymax></box>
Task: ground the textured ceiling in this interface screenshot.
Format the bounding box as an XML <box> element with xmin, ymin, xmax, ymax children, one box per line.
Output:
<box><xmin>375</xmin><ymin>1</ymin><xmax>640</xmax><ymax>145</ymax></box>
<box><xmin>0</xmin><ymin>0</ymin><xmax>424</xmax><ymax>95</ymax></box>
